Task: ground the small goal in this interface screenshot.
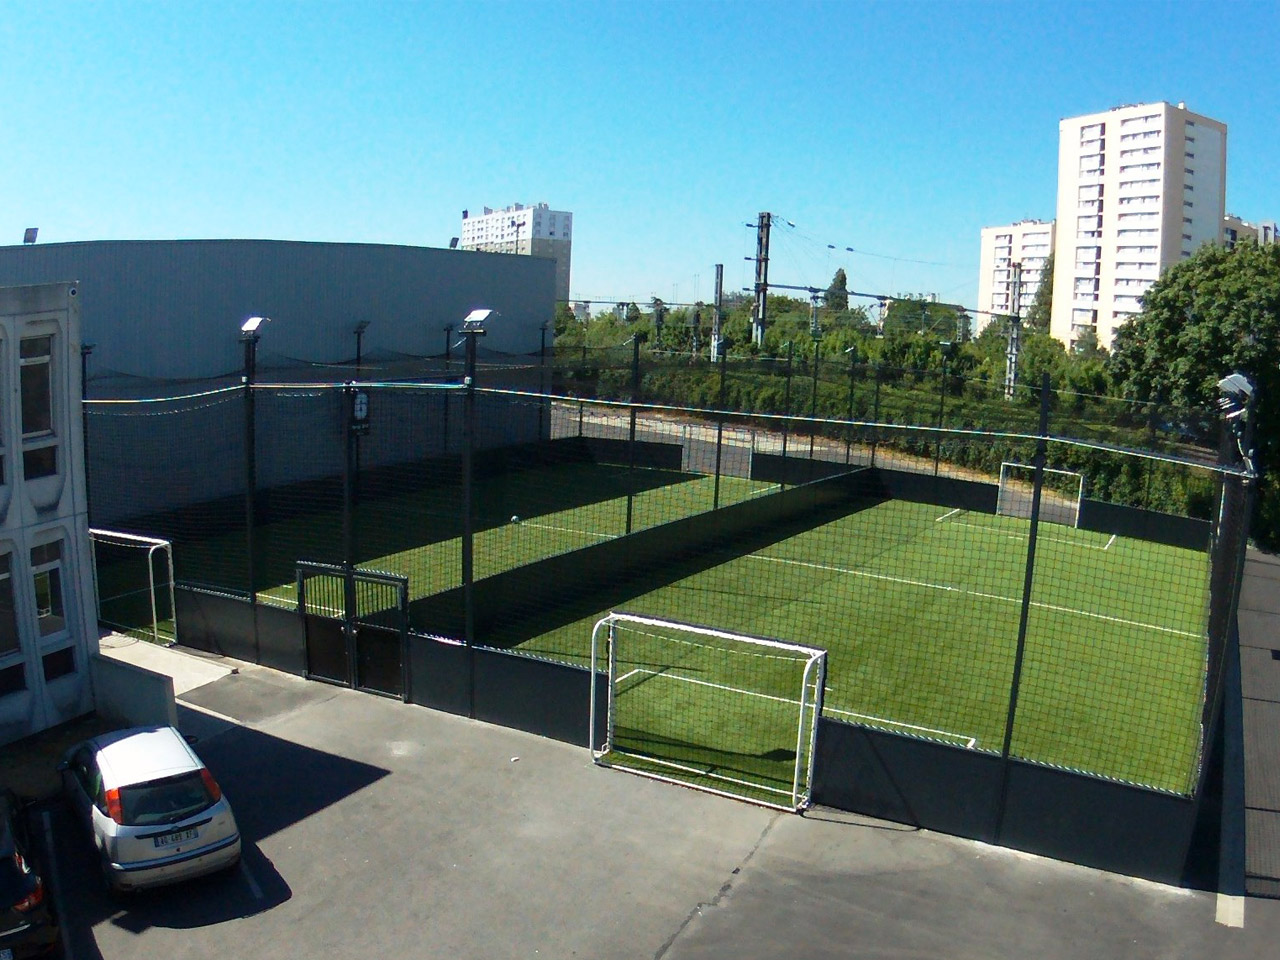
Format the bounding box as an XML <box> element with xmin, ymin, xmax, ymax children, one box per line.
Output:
<box><xmin>996</xmin><ymin>462</ymin><xmax>1084</xmax><ymax>528</ymax></box>
<box><xmin>589</xmin><ymin>612</ymin><xmax>826</xmax><ymax>812</ymax></box>
<box><xmin>89</xmin><ymin>529</ymin><xmax>176</xmax><ymax>644</ymax></box>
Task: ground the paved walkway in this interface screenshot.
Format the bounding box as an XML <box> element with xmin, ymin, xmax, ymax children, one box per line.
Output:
<box><xmin>1238</xmin><ymin>547</ymin><xmax>1280</xmax><ymax>898</ymax></box>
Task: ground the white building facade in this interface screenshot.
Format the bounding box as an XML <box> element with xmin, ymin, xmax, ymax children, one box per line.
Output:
<box><xmin>0</xmin><ymin>282</ymin><xmax>98</xmax><ymax>744</ymax></box>
<box><xmin>976</xmin><ymin>219</ymin><xmax>1055</xmax><ymax>333</ymax></box>
<box><xmin>460</xmin><ymin>203</ymin><xmax>573</xmax><ymax>303</ymax></box>
<box><xmin>1049</xmin><ymin>102</ymin><xmax>1228</xmax><ymax>351</ymax></box>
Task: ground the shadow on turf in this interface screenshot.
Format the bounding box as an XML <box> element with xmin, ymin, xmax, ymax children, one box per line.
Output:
<box><xmin>471</xmin><ymin>492</ymin><xmax>887</xmax><ymax>654</ymax></box>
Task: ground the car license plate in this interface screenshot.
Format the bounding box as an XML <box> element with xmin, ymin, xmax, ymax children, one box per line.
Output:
<box><xmin>154</xmin><ymin>827</ymin><xmax>199</xmax><ymax>848</ymax></box>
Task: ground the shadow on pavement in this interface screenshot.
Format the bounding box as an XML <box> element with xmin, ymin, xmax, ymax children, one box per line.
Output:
<box><xmin>35</xmin><ymin>724</ymin><xmax>390</xmax><ymax>957</ymax></box>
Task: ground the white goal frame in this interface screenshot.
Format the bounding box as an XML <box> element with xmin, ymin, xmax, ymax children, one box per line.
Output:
<box><xmin>589</xmin><ymin>612</ymin><xmax>827</xmax><ymax>812</ymax></box>
<box><xmin>89</xmin><ymin>529</ymin><xmax>177</xmax><ymax>645</ymax></box>
<box><xmin>997</xmin><ymin>462</ymin><xmax>1084</xmax><ymax>528</ymax></box>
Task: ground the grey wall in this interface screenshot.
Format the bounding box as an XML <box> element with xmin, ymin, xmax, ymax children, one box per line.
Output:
<box><xmin>0</xmin><ymin>240</ymin><xmax>556</xmax><ymax>381</ymax></box>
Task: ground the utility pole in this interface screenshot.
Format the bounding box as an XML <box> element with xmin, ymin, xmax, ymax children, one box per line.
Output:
<box><xmin>1004</xmin><ymin>261</ymin><xmax>1023</xmax><ymax>400</ymax></box>
<box><xmin>711</xmin><ymin>263</ymin><xmax>724</xmax><ymax>363</ymax></box>
<box><xmin>751</xmin><ymin>211</ymin><xmax>772</xmax><ymax>347</ymax></box>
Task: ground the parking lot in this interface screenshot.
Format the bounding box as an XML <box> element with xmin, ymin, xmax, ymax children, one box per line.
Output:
<box><xmin>20</xmin><ymin>659</ymin><xmax>1280</xmax><ymax>959</ymax></box>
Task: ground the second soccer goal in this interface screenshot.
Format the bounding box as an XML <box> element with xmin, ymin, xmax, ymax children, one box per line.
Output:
<box><xmin>589</xmin><ymin>612</ymin><xmax>827</xmax><ymax>812</ymax></box>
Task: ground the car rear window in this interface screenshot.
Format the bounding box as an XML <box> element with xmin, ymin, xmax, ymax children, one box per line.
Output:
<box><xmin>119</xmin><ymin>771</ymin><xmax>216</xmax><ymax>827</ymax></box>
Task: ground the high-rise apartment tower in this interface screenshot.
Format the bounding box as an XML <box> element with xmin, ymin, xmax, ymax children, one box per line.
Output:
<box><xmin>1049</xmin><ymin>102</ymin><xmax>1227</xmax><ymax>350</ymax></box>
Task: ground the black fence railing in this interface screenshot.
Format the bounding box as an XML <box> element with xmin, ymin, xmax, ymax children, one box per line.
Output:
<box><xmin>85</xmin><ymin>358</ymin><xmax>1250</xmax><ymax>802</ymax></box>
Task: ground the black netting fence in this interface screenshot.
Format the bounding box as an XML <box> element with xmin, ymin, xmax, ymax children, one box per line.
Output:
<box><xmin>84</xmin><ymin>348</ymin><xmax>1250</xmax><ymax>798</ymax></box>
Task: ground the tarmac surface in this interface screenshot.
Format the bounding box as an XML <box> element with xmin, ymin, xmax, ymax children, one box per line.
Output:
<box><xmin>10</xmin><ymin>635</ymin><xmax>1280</xmax><ymax>959</ymax></box>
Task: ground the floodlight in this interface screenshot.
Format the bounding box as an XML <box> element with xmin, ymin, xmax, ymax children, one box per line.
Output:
<box><xmin>354</xmin><ymin>320</ymin><xmax>371</xmax><ymax>334</ymax></box>
<box><xmin>241</xmin><ymin>316</ymin><xmax>269</xmax><ymax>335</ymax></box>
<box><xmin>1217</xmin><ymin>372</ymin><xmax>1254</xmax><ymax>419</ymax></box>
<box><xmin>460</xmin><ymin>308</ymin><xmax>493</xmax><ymax>333</ymax></box>
<box><xmin>22</xmin><ymin>228</ymin><xmax>37</xmax><ymax>245</ymax></box>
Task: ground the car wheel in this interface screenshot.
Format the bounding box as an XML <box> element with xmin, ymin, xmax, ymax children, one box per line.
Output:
<box><xmin>101</xmin><ymin>858</ymin><xmax>127</xmax><ymax>896</ymax></box>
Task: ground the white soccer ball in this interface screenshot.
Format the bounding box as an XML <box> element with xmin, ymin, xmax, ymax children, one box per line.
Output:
<box><xmin>510</xmin><ymin>515</ymin><xmax>521</xmax><ymax>524</ymax></box>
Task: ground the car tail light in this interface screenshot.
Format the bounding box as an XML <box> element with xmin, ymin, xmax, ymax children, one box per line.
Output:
<box><xmin>11</xmin><ymin>854</ymin><xmax>44</xmax><ymax>911</ymax></box>
<box><xmin>200</xmin><ymin>768</ymin><xmax>222</xmax><ymax>802</ymax></box>
<box><xmin>104</xmin><ymin>787</ymin><xmax>124</xmax><ymax>824</ymax></box>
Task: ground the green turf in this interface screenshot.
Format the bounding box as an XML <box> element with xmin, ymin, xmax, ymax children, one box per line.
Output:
<box><xmin>521</xmin><ymin>500</ymin><xmax>1210</xmax><ymax>795</ymax></box>
<box><xmin>154</xmin><ymin>458</ymin><xmax>1210</xmax><ymax>797</ymax></box>
<box><xmin>169</xmin><ymin>460</ymin><xmax>775</xmax><ymax>607</ymax></box>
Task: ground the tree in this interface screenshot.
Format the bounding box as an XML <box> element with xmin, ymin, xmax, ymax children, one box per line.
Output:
<box><xmin>826</xmin><ymin>268</ymin><xmax>849</xmax><ymax>312</ymax></box>
<box><xmin>1025</xmin><ymin>253</ymin><xmax>1054</xmax><ymax>332</ymax></box>
<box><xmin>1109</xmin><ymin>240</ymin><xmax>1280</xmax><ymax>544</ymax></box>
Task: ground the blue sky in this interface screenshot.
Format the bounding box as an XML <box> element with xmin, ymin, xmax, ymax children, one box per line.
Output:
<box><xmin>3</xmin><ymin>1</ymin><xmax>1277</xmax><ymax>311</ymax></box>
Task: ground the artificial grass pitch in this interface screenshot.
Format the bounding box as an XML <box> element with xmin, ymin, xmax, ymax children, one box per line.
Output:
<box><xmin>522</xmin><ymin>499</ymin><xmax>1210</xmax><ymax>795</ymax></box>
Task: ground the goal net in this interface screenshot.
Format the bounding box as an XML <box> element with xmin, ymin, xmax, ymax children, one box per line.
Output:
<box><xmin>996</xmin><ymin>462</ymin><xmax>1084</xmax><ymax>528</ymax></box>
<box><xmin>589</xmin><ymin>612</ymin><xmax>826</xmax><ymax>812</ymax></box>
<box><xmin>89</xmin><ymin>529</ymin><xmax>177</xmax><ymax>644</ymax></box>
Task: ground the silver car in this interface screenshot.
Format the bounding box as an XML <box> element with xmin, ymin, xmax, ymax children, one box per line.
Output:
<box><xmin>59</xmin><ymin>725</ymin><xmax>241</xmax><ymax>892</ymax></box>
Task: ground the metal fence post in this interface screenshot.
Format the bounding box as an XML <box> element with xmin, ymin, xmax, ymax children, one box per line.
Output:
<box><xmin>870</xmin><ymin>363</ymin><xmax>882</xmax><ymax>467</ymax></box>
<box><xmin>994</xmin><ymin>372</ymin><xmax>1051</xmax><ymax>843</ymax></box>
<box><xmin>626</xmin><ymin>334</ymin><xmax>644</xmax><ymax>535</ymax></box>
<box><xmin>714</xmin><ymin>345</ymin><xmax>728</xmax><ymax>509</ymax></box>
<box><xmin>781</xmin><ymin>340</ymin><xmax>794</xmax><ymax>462</ymax></box>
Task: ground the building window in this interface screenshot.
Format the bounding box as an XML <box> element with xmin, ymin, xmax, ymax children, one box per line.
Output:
<box><xmin>1183</xmin><ymin>233</ymin><xmax>1193</xmax><ymax>241</ymax></box>
<box><xmin>20</xmin><ymin>337</ymin><xmax>53</xmax><ymax>438</ymax></box>
<box><xmin>1185</xmin><ymin>200</ymin><xmax>1194</xmax><ymax>208</ymax></box>
<box><xmin>42</xmin><ymin>646</ymin><xmax>74</xmax><ymax>682</ymax></box>
<box><xmin>0</xmin><ymin>663</ymin><xmax>24</xmax><ymax>698</ymax></box>
<box><xmin>23</xmin><ymin>447</ymin><xmax>56</xmax><ymax>480</ymax></box>
<box><xmin>0</xmin><ymin>555</ymin><xmax>17</xmax><ymax>657</ymax></box>
<box><xmin>31</xmin><ymin>541</ymin><xmax>64</xmax><ymax>637</ymax></box>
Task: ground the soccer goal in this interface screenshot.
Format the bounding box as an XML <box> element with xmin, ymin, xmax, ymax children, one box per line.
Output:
<box><xmin>996</xmin><ymin>462</ymin><xmax>1084</xmax><ymax>528</ymax></box>
<box><xmin>589</xmin><ymin>612</ymin><xmax>826</xmax><ymax>812</ymax></box>
<box><xmin>89</xmin><ymin>529</ymin><xmax>177</xmax><ymax>644</ymax></box>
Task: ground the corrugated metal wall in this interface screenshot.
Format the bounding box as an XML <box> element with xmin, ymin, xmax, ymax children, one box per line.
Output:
<box><xmin>0</xmin><ymin>239</ymin><xmax>555</xmax><ymax>381</ymax></box>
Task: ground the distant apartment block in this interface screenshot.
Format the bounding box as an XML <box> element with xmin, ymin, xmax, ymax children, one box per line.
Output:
<box><xmin>1223</xmin><ymin>214</ymin><xmax>1279</xmax><ymax>248</ymax></box>
<box><xmin>976</xmin><ymin>220</ymin><xmax>1055</xmax><ymax>333</ymax></box>
<box><xmin>1049</xmin><ymin>102</ymin><xmax>1227</xmax><ymax>351</ymax></box>
<box><xmin>460</xmin><ymin>203</ymin><xmax>573</xmax><ymax>303</ymax></box>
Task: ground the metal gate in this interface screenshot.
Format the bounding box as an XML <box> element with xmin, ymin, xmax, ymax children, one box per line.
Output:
<box><xmin>296</xmin><ymin>562</ymin><xmax>409</xmax><ymax>700</ymax></box>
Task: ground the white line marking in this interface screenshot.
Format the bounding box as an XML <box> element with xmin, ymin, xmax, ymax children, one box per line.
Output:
<box><xmin>622</xmin><ymin>668</ymin><xmax>799</xmax><ymax>705</ymax></box>
<box><xmin>241</xmin><ymin>858</ymin><xmax>264</xmax><ymax>901</ymax></box>
<box><xmin>518</xmin><ymin>521</ymin><xmax>617</xmax><ymax>540</ymax></box>
<box><xmin>1215</xmin><ymin>892</ymin><xmax>1244</xmax><ymax>927</ymax></box>
<box><xmin>751</xmin><ymin>554</ymin><xmax>1202</xmax><ymax>638</ymax></box>
<box><xmin>619</xmin><ymin>669</ymin><xmax>975</xmax><ymax>754</ymax></box>
<box><xmin>41</xmin><ymin>811</ymin><xmax>74</xmax><ymax>960</ymax></box>
<box><xmin>935</xmin><ymin>508</ymin><xmax>961</xmax><ymax>522</ymax></box>
<box><xmin>940</xmin><ymin>519</ymin><xmax>1110</xmax><ymax>550</ymax></box>
<box><xmin>823</xmin><ymin>707</ymin><xmax>977</xmax><ymax>748</ymax></box>
<box><xmin>1104</xmin><ymin>534</ymin><xmax>1117</xmax><ymax>551</ymax></box>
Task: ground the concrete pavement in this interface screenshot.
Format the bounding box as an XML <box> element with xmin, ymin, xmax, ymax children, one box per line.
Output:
<box><xmin>39</xmin><ymin>638</ymin><xmax>1277</xmax><ymax>959</ymax></box>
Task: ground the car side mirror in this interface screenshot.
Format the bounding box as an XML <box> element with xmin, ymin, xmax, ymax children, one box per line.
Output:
<box><xmin>183</xmin><ymin>734</ymin><xmax>199</xmax><ymax>745</ymax></box>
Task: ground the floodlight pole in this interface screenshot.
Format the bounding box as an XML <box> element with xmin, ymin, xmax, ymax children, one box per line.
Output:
<box><xmin>455</xmin><ymin>316</ymin><xmax>483</xmax><ymax>675</ymax></box>
<box><xmin>241</xmin><ymin>324</ymin><xmax>262</xmax><ymax>662</ymax></box>
<box><xmin>809</xmin><ymin>327</ymin><xmax>821</xmax><ymax>462</ymax></box>
<box><xmin>713</xmin><ymin>340</ymin><xmax>728</xmax><ymax>509</ymax></box>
